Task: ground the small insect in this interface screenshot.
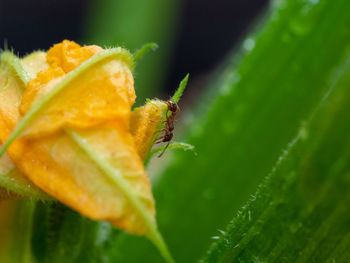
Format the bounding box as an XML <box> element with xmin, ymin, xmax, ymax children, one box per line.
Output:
<box><xmin>155</xmin><ymin>100</ymin><xmax>179</xmax><ymax>157</ymax></box>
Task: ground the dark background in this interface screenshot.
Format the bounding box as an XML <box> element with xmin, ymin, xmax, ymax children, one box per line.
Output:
<box><xmin>0</xmin><ymin>0</ymin><xmax>268</xmax><ymax>96</ymax></box>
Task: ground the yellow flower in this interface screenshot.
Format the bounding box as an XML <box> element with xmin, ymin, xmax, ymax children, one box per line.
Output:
<box><xmin>0</xmin><ymin>40</ymin><xmax>173</xmax><ymax>261</ymax></box>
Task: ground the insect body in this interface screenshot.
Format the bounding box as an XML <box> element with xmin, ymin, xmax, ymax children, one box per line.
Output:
<box><xmin>156</xmin><ymin>100</ymin><xmax>179</xmax><ymax>157</ymax></box>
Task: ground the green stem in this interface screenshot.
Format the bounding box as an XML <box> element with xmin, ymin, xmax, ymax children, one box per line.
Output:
<box><xmin>133</xmin><ymin>43</ymin><xmax>159</xmax><ymax>63</ymax></box>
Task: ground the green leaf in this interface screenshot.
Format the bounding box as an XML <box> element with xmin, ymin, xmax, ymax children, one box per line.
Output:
<box><xmin>204</xmin><ymin>48</ymin><xmax>350</xmax><ymax>262</ymax></box>
<box><xmin>31</xmin><ymin>202</ymin><xmax>89</xmax><ymax>263</ymax></box>
<box><xmin>111</xmin><ymin>0</ymin><xmax>350</xmax><ymax>262</ymax></box>
<box><xmin>171</xmin><ymin>74</ymin><xmax>189</xmax><ymax>103</ymax></box>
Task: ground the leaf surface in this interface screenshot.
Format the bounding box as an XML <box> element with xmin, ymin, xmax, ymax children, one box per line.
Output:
<box><xmin>204</xmin><ymin>47</ymin><xmax>350</xmax><ymax>262</ymax></box>
<box><xmin>110</xmin><ymin>0</ymin><xmax>350</xmax><ymax>262</ymax></box>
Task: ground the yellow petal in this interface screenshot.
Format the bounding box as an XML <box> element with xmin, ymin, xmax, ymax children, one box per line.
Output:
<box><xmin>0</xmin><ymin>52</ymin><xmax>49</xmax><ymax>199</ymax></box>
<box><xmin>0</xmin><ymin>147</ymin><xmax>49</xmax><ymax>200</ymax></box>
<box><xmin>6</xmin><ymin>125</ymin><xmax>154</xmax><ymax>234</ymax></box>
<box><xmin>130</xmin><ymin>99</ymin><xmax>167</xmax><ymax>160</ymax></box>
<box><xmin>20</xmin><ymin>41</ymin><xmax>135</xmax><ymax>138</ymax></box>
<box><xmin>21</xmin><ymin>51</ymin><xmax>48</xmax><ymax>79</ymax></box>
<box><xmin>46</xmin><ymin>39</ymin><xmax>103</xmax><ymax>73</ymax></box>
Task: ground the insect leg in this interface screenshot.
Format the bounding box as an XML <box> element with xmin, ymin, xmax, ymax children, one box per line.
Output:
<box><xmin>158</xmin><ymin>141</ymin><xmax>170</xmax><ymax>157</ymax></box>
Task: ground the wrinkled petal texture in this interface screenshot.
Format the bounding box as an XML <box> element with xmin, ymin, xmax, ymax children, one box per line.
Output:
<box><xmin>20</xmin><ymin>40</ymin><xmax>136</xmax><ymax>138</ymax></box>
<box><xmin>0</xmin><ymin>41</ymin><xmax>155</xmax><ymax>234</ymax></box>
<box><xmin>9</xmin><ymin>125</ymin><xmax>154</xmax><ymax>233</ymax></box>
